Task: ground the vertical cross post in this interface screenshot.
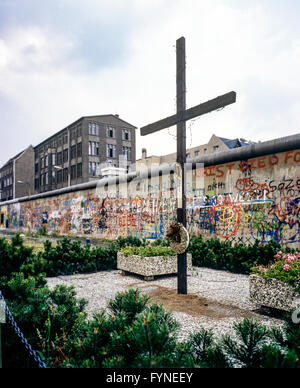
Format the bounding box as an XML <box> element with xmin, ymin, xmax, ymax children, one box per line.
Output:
<box><xmin>0</xmin><ymin>301</ymin><xmax>5</xmax><ymax>369</ymax></box>
<box><xmin>176</xmin><ymin>37</ymin><xmax>187</xmax><ymax>295</ymax></box>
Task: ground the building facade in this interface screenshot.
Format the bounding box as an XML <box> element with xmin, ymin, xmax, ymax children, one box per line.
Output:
<box><xmin>136</xmin><ymin>134</ymin><xmax>253</xmax><ymax>170</ymax></box>
<box><xmin>34</xmin><ymin>115</ymin><xmax>136</xmax><ymax>194</ymax></box>
<box><xmin>0</xmin><ymin>146</ymin><xmax>35</xmax><ymax>202</ymax></box>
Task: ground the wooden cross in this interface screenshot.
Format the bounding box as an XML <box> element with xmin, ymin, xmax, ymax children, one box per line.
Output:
<box><xmin>140</xmin><ymin>36</ymin><xmax>236</xmax><ymax>294</ymax></box>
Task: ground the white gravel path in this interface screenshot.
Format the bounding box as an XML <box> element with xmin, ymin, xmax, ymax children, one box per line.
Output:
<box><xmin>47</xmin><ymin>268</ymin><xmax>285</xmax><ymax>341</ymax></box>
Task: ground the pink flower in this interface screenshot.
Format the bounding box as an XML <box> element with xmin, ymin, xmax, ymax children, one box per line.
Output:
<box><xmin>283</xmin><ymin>264</ymin><xmax>290</xmax><ymax>271</ymax></box>
<box><xmin>285</xmin><ymin>258</ymin><xmax>293</xmax><ymax>264</ymax></box>
<box><xmin>147</xmin><ymin>244</ymin><xmax>151</xmax><ymax>247</ymax></box>
<box><xmin>263</xmin><ymin>268</ymin><xmax>268</xmax><ymax>273</ymax></box>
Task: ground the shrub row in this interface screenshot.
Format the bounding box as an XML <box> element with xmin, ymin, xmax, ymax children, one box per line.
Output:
<box><xmin>0</xmin><ymin>234</ymin><xmax>118</xmax><ymax>281</ymax></box>
<box><xmin>1</xmin><ymin>233</ymin><xmax>297</xmax><ymax>280</ymax></box>
<box><xmin>187</xmin><ymin>235</ymin><xmax>296</xmax><ymax>274</ymax></box>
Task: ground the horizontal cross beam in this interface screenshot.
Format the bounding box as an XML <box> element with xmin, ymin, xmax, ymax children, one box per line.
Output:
<box><xmin>140</xmin><ymin>91</ymin><xmax>236</xmax><ymax>136</ymax></box>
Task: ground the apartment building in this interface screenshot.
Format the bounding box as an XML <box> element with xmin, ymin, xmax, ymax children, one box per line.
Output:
<box><xmin>34</xmin><ymin>115</ymin><xmax>136</xmax><ymax>193</ymax></box>
<box><xmin>0</xmin><ymin>146</ymin><xmax>35</xmax><ymax>202</ymax></box>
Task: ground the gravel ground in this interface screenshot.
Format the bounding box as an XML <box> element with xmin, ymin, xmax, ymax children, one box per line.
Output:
<box><xmin>47</xmin><ymin>268</ymin><xmax>285</xmax><ymax>341</ymax></box>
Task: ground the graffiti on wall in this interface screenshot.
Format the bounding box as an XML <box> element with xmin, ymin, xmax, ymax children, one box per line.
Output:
<box><xmin>0</xmin><ymin>149</ymin><xmax>299</xmax><ymax>247</ymax></box>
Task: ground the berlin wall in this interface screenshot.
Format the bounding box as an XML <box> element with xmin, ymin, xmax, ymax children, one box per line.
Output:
<box><xmin>0</xmin><ymin>134</ymin><xmax>299</xmax><ymax>248</ymax></box>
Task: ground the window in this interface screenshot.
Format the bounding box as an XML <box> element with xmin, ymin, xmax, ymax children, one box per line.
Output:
<box><xmin>186</xmin><ymin>153</ymin><xmax>191</xmax><ymax>159</ymax></box>
<box><xmin>57</xmin><ymin>152</ymin><xmax>62</xmax><ymax>165</ymax></box>
<box><xmin>35</xmin><ymin>163</ymin><xmax>39</xmax><ymax>173</ymax></box>
<box><xmin>88</xmin><ymin>122</ymin><xmax>99</xmax><ymax>136</ymax></box>
<box><xmin>63</xmin><ymin>133</ymin><xmax>68</xmax><ymax>144</ymax></box>
<box><xmin>106</xmin><ymin>126</ymin><xmax>115</xmax><ymax>138</ymax></box>
<box><xmin>71</xmin><ymin>145</ymin><xmax>77</xmax><ymax>160</ymax></box>
<box><xmin>204</xmin><ymin>148</ymin><xmax>208</xmax><ymax>154</ymax></box>
<box><xmin>77</xmin><ymin>125</ymin><xmax>82</xmax><ymax>138</ymax></box>
<box><xmin>71</xmin><ymin>165</ymin><xmax>77</xmax><ymax>180</ymax></box>
<box><xmin>213</xmin><ymin>145</ymin><xmax>219</xmax><ymax>152</ymax></box>
<box><xmin>89</xmin><ymin>141</ymin><xmax>99</xmax><ymax>156</ymax></box>
<box><xmin>89</xmin><ymin>162</ymin><xmax>99</xmax><ymax>177</ymax></box>
<box><xmin>52</xmin><ymin>153</ymin><xmax>56</xmax><ymax>166</ymax></box>
<box><xmin>71</xmin><ymin>128</ymin><xmax>76</xmax><ymax>140</ymax></box>
<box><xmin>58</xmin><ymin>137</ymin><xmax>62</xmax><ymax>147</ymax></box>
<box><xmin>45</xmin><ymin>173</ymin><xmax>49</xmax><ymax>186</ymax></box>
<box><xmin>122</xmin><ymin>146</ymin><xmax>132</xmax><ymax>161</ymax></box>
<box><xmin>122</xmin><ymin>129</ymin><xmax>131</xmax><ymax>141</ymax></box>
<box><xmin>77</xmin><ymin>163</ymin><xmax>82</xmax><ymax>178</ymax></box>
<box><xmin>57</xmin><ymin>170</ymin><xmax>63</xmax><ymax>184</ymax></box>
<box><xmin>35</xmin><ymin>178</ymin><xmax>40</xmax><ymax>190</ymax></box>
<box><xmin>63</xmin><ymin>149</ymin><xmax>68</xmax><ymax>163</ymax></box>
<box><xmin>106</xmin><ymin>144</ymin><xmax>116</xmax><ymax>158</ymax></box>
<box><xmin>89</xmin><ymin>162</ymin><xmax>101</xmax><ymax>177</ymax></box>
<box><xmin>63</xmin><ymin>168</ymin><xmax>68</xmax><ymax>183</ymax></box>
<box><xmin>194</xmin><ymin>150</ymin><xmax>200</xmax><ymax>157</ymax></box>
<box><xmin>77</xmin><ymin>143</ymin><xmax>82</xmax><ymax>157</ymax></box>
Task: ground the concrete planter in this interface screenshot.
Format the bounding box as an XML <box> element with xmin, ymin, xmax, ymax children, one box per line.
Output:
<box><xmin>117</xmin><ymin>251</ymin><xmax>192</xmax><ymax>280</ymax></box>
<box><xmin>249</xmin><ymin>274</ymin><xmax>300</xmax><ymax>311</ymax></box>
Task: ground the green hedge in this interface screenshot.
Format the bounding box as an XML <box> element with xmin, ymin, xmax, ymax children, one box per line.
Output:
<box><xmin>187</xmin><ymin>235</ymin><xmax>296</xmax><ymax>274</ymax></box>
<box><xmin>1</xmin><ymin>233</ymin><xmax>297</xmax><ymax>280</ymax></box>
<box><xmin>37</xmin><ymin>238</ymin><xmax>118</xmax><ymax>277</ymax></box>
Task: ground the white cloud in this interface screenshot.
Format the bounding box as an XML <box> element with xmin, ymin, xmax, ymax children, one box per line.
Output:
<box><xmin>0</xmin><ymin>0</ymin><xmax>299</xmax><ymax>166</ymax></box>
<box><xmin>0</xmin><ymin>26</ymin><xmax>75</xmax><ymax>73</ymax></box>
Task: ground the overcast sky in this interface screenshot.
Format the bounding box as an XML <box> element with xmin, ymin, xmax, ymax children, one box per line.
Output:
<box><xmin>0</xmin><ymin>0</ymin><xmax>300</xmax><ymax>166</ymax></box>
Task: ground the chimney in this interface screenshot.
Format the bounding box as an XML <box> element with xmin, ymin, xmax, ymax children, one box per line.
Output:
<box><xmin>142</xmin><ymin>148</ymin><xmax>147</xmax><ymax>159</ymax></box>
<box><xmin>115</xmin><ymin>114</ymin><xmax>119</xmax><ymax>118</ymax></box>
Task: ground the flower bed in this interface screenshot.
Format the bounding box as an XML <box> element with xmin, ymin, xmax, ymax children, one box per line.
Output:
<box><xmin>250</xmin><ymin>251</ymin><xmax>300</xmax><ymax>311</ymax></box>
<box><xmin>117</xmin><ymin>245</ymin><xmax>192</xmax><ymax>280</ymax></box>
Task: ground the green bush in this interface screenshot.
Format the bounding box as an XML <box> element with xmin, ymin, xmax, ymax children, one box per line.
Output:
<box><xmin>36</xmin><ymin>225</ymin><xmax>48</xmax><ymax>237</ymax></box>
<box><xmin>188</xmin><ymin>235</ymin><xmax>294</xmax><ymax>274</ymax></box>
<box><xmin>121</xmin><ymin>245</ymin><xmax>176</xmax><ymax>258</ymax></box>
<box><xmin>38</xmin><ymin>238</ymin><xmax>118</xmax><ymax>277</ymax></box>
<box><xmin>2</xmin><ymin>273</ymin><xmax>87</xmax><ymax>368</ymax></box>
<box><xmin>0</xmin><ymin>234</ymin><xmax>118</xmax><ymax>280</ymax></box>
<box><xmin>116</xmin><ymin>236</ymin><xmax>145</xmax><ymax>248</ymax></box>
